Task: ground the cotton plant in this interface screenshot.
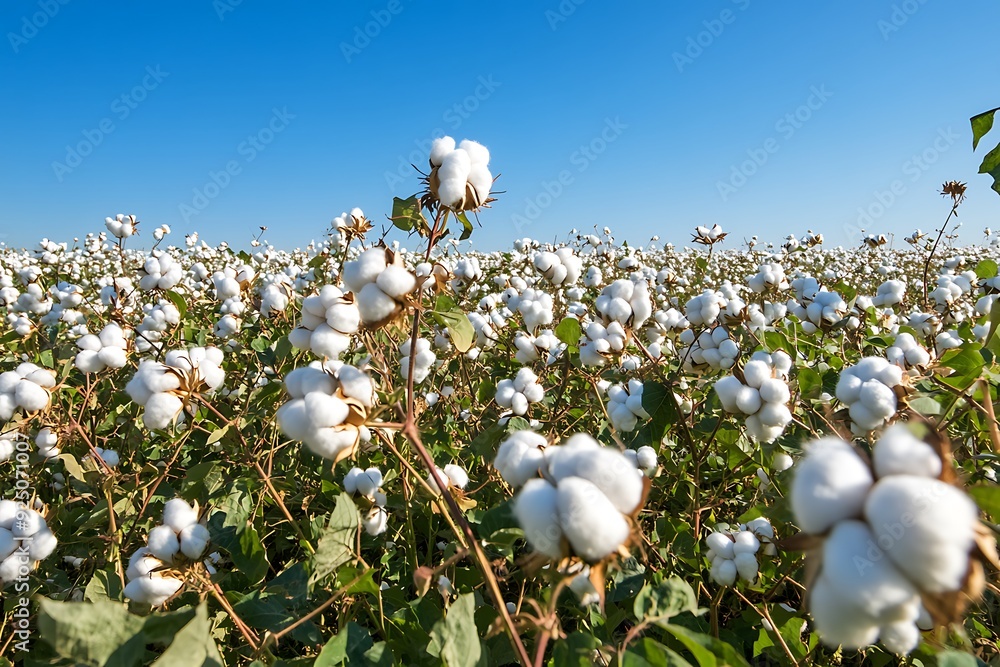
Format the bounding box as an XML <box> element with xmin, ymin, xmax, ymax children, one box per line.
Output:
<box><xmin>790</xmin><ymin>425</ymin><xmax>996</xmax><ymax>655</ymax></box>
<box><xmin>341</xmin><ymin>247</ymin><xmax>418</xmax><ymax>328</ymax></box>
<box><xmin>513</xmin><ymin>329</ymin><xmax>564</xmax><ymax>365</ymax></box>
<box><xmin>74</xmin><ymin>323</ymin><xmax>128</xmax><ymax>373</ymax></box>
<box><xmin>288</xmin><ymin>285</ymin><xmax>360</xmax><ymax>359</ymax></box>
<box><xmin>885</xmin><ymin>333</ymin><xmax>930</xmax><ymax>372</ymax></box>
<box><xmin>679</xmin><ymin>326</ymin><xmax>739</xmax><ymax>372</ymax></box>
<box><xmin>835</xmin><ymin>356</ymin><xmax>903</xmax><ymax>433</ymax></box>
<box><xmin>622</xmin><ymin>445</ymin><xmax>658</xmax><ymax>476</ymax></box>
<box><xmin>400</xmin><ymin>338</ymin><xmax>436</xmax><ymax>384</ymax></box>
<box><xmin>0</xmin><ymin>500</ymin><xmax>58</xmax><ymax>586</ymax></box>
<box><xmin>714</xmin><ymin>351</ymin><xmax>793</xmax><ymax>443</ymax></box>
<box><xmin>506</xmin><ymin>287</ymin><xmax>554</xmax><ymax>331</ymax></box>
<box><xmin>605</xmin><ymin>380</ymin><xmax>650</xmax><ymax>433</ymax></box>
<box><xmin>105</xmin><ymin>213</ymin><xmax>137</xmax><ymax>239</ymax></box>
<box><xmin>495</xmin><ymin>368</ymin><xmax>545</xmax><ymax>416</ymax></box>
<box><xmin>705</xmin><ymin>517</ymin><xmax>775</xmax><ymax>586</ymax></box>
<box><xmin>500</xmin><ymin>433</ymin><xmax>646</xmax><ymax>567</ymax></box>
<box><xmin>138</xmin><ymin>252</ymin><xmax>183</xmax><ymax>291</ymax></box>
<box><xmin>344</xmin><ymin>467</ymin><xmax>389</xmax><ymax>536</ymax></box>
<box><xmin>594</xmin><ymin>279</ymin><xmax>653</xmax><ymax>330</ymax></box>
<box><xmin>124</xmin><ymin>498</ymin><xmax>211</xmax><ymax>606</ymax></box>
<box><xmin>125</xmin><ymin>346</ymin><xmax>226</xmax><ymax>430</ymax></box>
<box><xmin>427</xmin><ymin>136</ymin><xmax>493</xmax><ymax>211</ymax></box>
<box><xmin>35</xmin><ymin>428</ymin><xmax>60</xmax><ymax>459</ymax></box>
<box><xmin>275</xmin><ymin>361</ymin><xmax>375</xmax><ymax>463</ymax></box>
<box><xmin>578</xmin><ymin>321</ymin><xmax>627</xmax><ymax>367</ymax></box>
<box><xmin>533</xmin><ymin>248</ymin><xmax>582</xmax><ymax>286</ymax></box>
<box><xmin>0</xmin><ymin>363</ymin><xmax>57</xmax><ymax>422</ymax></box>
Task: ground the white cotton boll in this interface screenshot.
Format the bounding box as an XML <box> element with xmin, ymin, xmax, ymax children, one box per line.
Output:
<box><xmin>458</xmin><ymin>139</ymin><xmax>490</xmax><ymax>166</ymax></box>
<box><xmin>0</xmin><ymin>501</ymin><xmax>18</xmax><ymax>530</ymax></box>
<box><xmin>310</xmin><ymin>325</ymin><xmax>351</xmax><ymax>359</ymax></box>
<box><xmin>376</xmin><ymin>265</ymin><xmax>416</xmax><ymax>298</ymax></box>
<box><xmin>336</xmin><ymin>365</ymin><xmax>374</xmax><ymax>407</ymax></box>
<box><xmin>363</xmin><ymin>506</ymin><xmax>388</xmax><ymax>536</ymax></box>
<box><xmin>636</xmin><ymin>446</ymin><xmax>657</xmax><ymax>472</ymax></box>
<box><xmin>859</xmin><ymin>380</ymin><xmax>896</xmax><ymax>416</ymax></box>
<box><xmin>835</xmin><ymin>373</ymin><xmax>864</xmax><ymax>404</ymax></box>
<box><xmin>547</xmin><ymin>434</ymin><xmax>644</xmax><ymax>514</ymax></box>
<box><xmin>872</xmin><ymin>424</ymin><xmax>941</xmax><ymax>479</ymax></box>
<box><xmin>495</xmin><ymin>381</ymin><xmax>516</xmax><ymax>406</ymax></box>
<box><xmin>735</xmin><ymin>386</ymin><xmax>762</xmax><ymax>415</ymax></box>
<box><xmin>758</xmin><ymin>378</ymin><xmax>790</xmax><ymax>405</ymax></box>
<box><xmin>864</xmin><ymin>475</ymin><xmax>978</xmax><ymax>593</ymax></box>
<box><xmin>304</xmin><ymin>392</ymin><xmax>349</xmax><ymax>429</ymax></box>
<box><xmin>98</xmin><ymin>346</ymin><xmax>127</xmax><ymax>369</ymax></box>
<box><xmin>0</xmin><ymin>528</ymin><xmax>15</xmax><ymax>560</ymax></box>
<box><xmin>714</xmin><ymin>376</ymin><xmax>743</xmax><ymax>412</ymax></box>
<box><xmin>809</xmin><ymin>573</ymin><xmax>881</xmax><ymax>649</ymax></box>
<box><xmin>28</xmin><ymin>528</ymin><xmax>57</xmax><ymax>561</ymax></box>
<box><xmin>494</xmin><ymin>431</ymin><xmax>547</xmax><ymax>487</ymax></box>
<box><xmin>510</xmin><ymin>392</ymin><xmax>529</xmax><ymax>416</ymax></box>
<box><xmin>772</xmin><ymin>452</ymin><xmax>794</xmax><ymax>471</ymax></box>
<box><xmin>758</xmin><ymin>402</ymin><xmax>792</xmax><ymax>428</ymax></box>
<box><xmin>711</xmin><ymin>558</ymin><xmax>738</xmax><ymax>586</ymax></box>
<box><xmin>437</xmin><ymin>178</ymin><xmax>467</xmax><ymax>208</ymax></box>
<box><xmin>284</xmin><ymin>367</ymin><xmax>334</xmax><ymax>399</ymax></box>
<box><xmin>879</xmin><ymin>620</ymin><xmax>921</xmax><ymax>655</ymax></box>
<box><xmin>706</xmin><ymin>532</ymin><xmax>735</xmax><ymax>560</ymax></box>
<box><xmin>125</xmin><ymin>575</ymin><xmax>183</xmax><ymax>606</ymax></box>
<box><xmin>179</xmin><ymin>523</ymin><xmax>211</xmax><ymax>559</ymax></box>
<box><xmin>304</xmin><ymin>426</ymin><xmax>357</xmax><ymax>460</ymax></box>
<box><xmin>147</xmin><ymin>525</ymin><xmax>180</xmax><ymax>561</ymax></box>
<box><xmin>742</xmin><ymin>360</ymin><xmax>771</xmax><ymax>388</ymax></box>
<box><xmin>75</xmin><ymin>349</ymin><xmax>104</xmax><ymax>373</ymax></box>
<box><xmin>791</xmin><ymin>437</ymin><xmax>873</xmax><ymax>534</ymax></box>
<box><xmin>733</xmin><ymin>552</ymin><xmax>758</xmax><ymax>581</ymax></box>
<box><xmin>355</xmin><ymin>468</ymin><xmax>383</xmax><ymax>497</ymax></box>
<box><xmin>342</xmin><ymin>249</ymin><xmax>388</xmax><ymax>293</ymax></box>
<box><xmin>822</xmin><ymin>520</ymin><xmax>920</xmax><ymax>621</ymax></box>
<box><xmin>429</xmin><ymin>136</ymin><xmax>456</xmax><ymax>166</ymax></box>
<box><xmin>143</xmin><ymin>392</ymin><xmax>183</xmax><ymax>430</ymax></box>
<box><xmin>357</xmin><ymin>283</ymin><xmax>397</xmax><ymax>324</ymax></box>
<box><xmin>163</xmin><ymin>498</ymin><xmax>199</xmax><ymax>533</ymax></box>
<box><xmin>513</xmin><ymin>479</ymin><xmax>563</xmax><ymax>559</ymax></box>
<box><xmin>343</xmin><ymin>467</ymin><xmax>362</xmax><ymax>495</ymax></box>
<box><xmin>467</xmin><ymin>164</ymin><xmax>493</xmax><ymax>206</ymax></box>
<box><xmin>556</xmin><ymin>477</ymin><xmax>630</xmax><ymax>563</ymax></box>
<box><xmin>443</xmin><ymin>464</ymin><xmax>469</xmax><ymax>490</ymax></box>
<box><xmin>15</xmin><ymin>381</ymin><xmax>49</xmax><ymax>412</ymax></box>
<box><xmin>11</xmin><ymin>509</ymin><xmax>44</xmax><ymax>538</ymax></box>
<box><xmin>0</xmin><ymin>554</ymin><xmax>22</xmax><ymax>584</ymax></box>
<box><xmin>276</xmin><ymin>400</ymin><xmax>312</xmax><ymax>442</ymax></box>
<box><xmin>522</xmin><ymin>383</ymin><xmax>545</xmax><ymax>404</ymax></box>
<box><xmin>733</xmin><ymin>531</ymin><xmax>760</xmax><ymax>555</ymax></box>
<box><xmin>126</xmin><ymin>548</ymin><xmax>158</xmax><ymax>580</ymax></box>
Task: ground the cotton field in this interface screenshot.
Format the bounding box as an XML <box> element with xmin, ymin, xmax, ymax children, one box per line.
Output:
<box><xmin>2</xmin><ymin>139</ymin><xmax>1000</xmax><ymax>666</ymax></box>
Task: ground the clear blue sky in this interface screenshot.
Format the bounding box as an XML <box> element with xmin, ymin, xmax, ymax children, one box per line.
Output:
<box><xmin>2</xmin><ymin>1</ymin><xmax>998</xmax><ymax>252</ymax></box>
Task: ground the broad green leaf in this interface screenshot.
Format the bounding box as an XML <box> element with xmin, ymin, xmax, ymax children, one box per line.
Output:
<box><xmin>38</xmin><ymin>598</ymin><xmax>146</xmax><ymax>667</ymax></box>
<box><xmin>634</xmin><ymin>577</ymin><xmax>699</xmax><ymax>621</ymax></box>
<box><xmin>151</xmin><ymin>603</ymin><xmax>223</xmax><ymax>667</ymax></box>
<box><xmin>663</xmin><ymin>624</ymin><xmax>752</xmax><ymax>667</ymax></box>
<box><xmin>972</xmin><ymin>107</ymin><xmax>998</xmax><ymax>150</ymax></box>
<box><xmin>431</xmin><ymin>308</ymin><xmax>475</xmax><ymax>353</ymax></box>
<box><xmin>315</xmin><ymin>622</ymin><xmax>373</xmax><ymax>666</ymax></box>
<box><xmin>310</xmin><ymin>493</ymin><xmax>359</xmax><ymax>587</ymax></box>
<box><xmin>622</xmin><ymin>638</ymin><xmax>693</xmax><ymax>667</ymax></box>
<box><xmin>908</xmin><ymin>395</ymin><xmax>942</xmax><ymax>417</ymax></box>
<box><xmin>84</xmin><ymin>568</ymin><xmax>123</xmax><ymax>602</ymax></box>
<box><xmin>975</xmin><ymin>259</ymin><xmax>999</xmax><ymax>280</ymax></box>
<box><xmin>552</xmin><ymin>631</ymin><xmax>603</xmax><ymax>666</ymax></box>
<box><xmin>454</xmin><ymin>210</ymin><xmax>475</xmax><ymax>241</ymax></box>
<box><xmin>391</xmin><ymin>195</ymin><xmax>424</xmax><ymax>233</ymax></box>
<box><xmin>429</xmin><ymin>593</ymin><xmax>481</xmax><ymax>667</ymax></box>
<box><xmin>641</xmin><ymin>382</ymin><xmax>679</xmax><ymax>444</ymax></box>
<box><xmin>555</xmin><ymin>316</ymin><xmax>582</xmax><ymax>346</ymax></box>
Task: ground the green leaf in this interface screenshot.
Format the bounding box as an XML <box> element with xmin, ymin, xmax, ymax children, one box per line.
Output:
<box><xmin>641</xmin><ymin>382</ymin><xmax>679</xmax><ymax>444</ymax></box>
<box><xmin>969</xmin><ymin>484</ymin><xmax>1000</xmax><ymax>520</ymax></box>
<box><xmin>207</xmin><ymin>507</ymin><xmax>269</xmax><ymax>585</ymax></box>
<box><xmin>391</xmin><ymin>196</ymin><xmax>423</xmax><ymax>233</ymax></box>
<box><xmin>164</xmin><ymin>290</ymin><xmax>188</xmax><ymax>319</ymax></box>
<box><xmin>634</xmin><ymin>577</ymin><xmax>699</xmax><ymax>621</ymax></box>
<box><xmin>310</xmin><ymin>493</ymin><xmax>359</xmax><ymax>587</ymax></box>
<box><xmin>552</xmin><ymin>632</ymin><xmax>603</xmax><ymax>666</ymax></box>
<box><xmin>978</xmin><ymin>141</ymin><xmax>1000</xmax><ymax>176</ymax></box>
<box><xmin>976</xmin><ymin>259</ymin><xmax>999</xmax><ymax>280</ymax></box>
<box><xmin>622</xmin><ymin>638</ymin><xmax>693</xmax><ymax>667</ymax></box>
<box><xmin>972</xmin><ymin>107</ymin><xmax>999</xmax><ymax>150</ymax></box>
<box><xmin>431</xmin><ymin>308</ymin><xmax>475</xmax><ymax>353</ymax></box>
<box><xmin>151</xmin><ymin>603</ymin><xmax>224</xmax><ymax>667</ymax></box>
<box><xmin>205</xmin><ymin>425</ymin><xmax>229</xmax><ymax>446</ymax></box>
<box><xmin>454</xmin><ymin>210</ymin><xmax>475</xmax><ymax>241</ymax></box>
<box><xmin>797</xmin><ymin>367</ymin><xmax>823</xmax><ymax>399</ymax></box>
<box><xmin>429</xmin><ymin>593</ymin><xmax>481</xmax><ymax>667</ymax></box>
<box><xmin>84</xmin><ymin>569</ymin><xmax>123</xmax><ymax>602</ymax></box>
<box><xmin>315</xmin><ymin>622</ymin><xmax>374</xmax><ymax>666</ymax></box>
<box><xmin>939</xmin><ymin>345</ymin><xmax>985</xmax><ymax>378</ymax></box>
<box><xmin>908</xmin><ymin>395</ymin><xmax>942</xmax><ymax>417</ymax></box>
<box><xmin>662</xmin><ymin>624</ymin><xmax>752</xmax><ymax>667</ymax></box>
<box><xmin>60</xmin><ymin>453</ymin><xmax>87</xmax><ymax>482</ymax></box>
<box><xmin>555</xmin><ymin>317</ymin><xmax>582</xmax><ymax>346</ymax></box>
<box><xmin>38</xmin><ymin>598</ymin><xmax>147</xmax><ymax>667</ymax></box>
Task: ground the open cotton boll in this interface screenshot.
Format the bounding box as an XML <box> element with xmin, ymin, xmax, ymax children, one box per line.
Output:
<box><xmin>547</xmin><ymin>434</ymin><xmax>644</xmax><ymax>514</ymax></box>
<box><xmin>11</xmin><ymin>509</ymin><xmax>44</xmax><ymax>538</ymax></box>
<box><xmin>28</xmin><ymin>528</ymin><xmax>58</xmax><ymax>561</ymax></box>
<box><xmin>635</xmin><ymin>446</ymin><xmax>657</xmax><ymax>472</ymax></box>
<box><xmin>733</xmin><ymin>530</ymin><xmax>760</xmax><ymax>555</ymax></box>
<box><xmin>15</xmin><ymin>380</ymin><xmax>49</xmax><ymax>412</ymax></box>
<box><xmin>706</xmin><ymin>532</ymin><xmax>735</xmax><ymax>559</ymax></box>
<box><xmin>710</xmin><ymin>558</ymin><xmax>738</xmax><ymax>586</ymax></box>
<box><xmin>163</xmin><ymin>498</ymin><xmax>199</xmax><ymax>533</ymax></box>
<box><xmin>0</xmin><ymin>500</ymin><xmax>18</xmax><ymax>530</ymax></box>
<box><xmin>124</xmin><ymin>575</ymin><xmax>183</xmax><ymax>607</ymax></box>
<box><xmin>143</xmin><ymin>392</ymin><xmax>184</xmax><ymax>430</ymax></box>
<box><xmin>872</xmin><ymin>424</ymin><xmax>941</xmax><ymax>479</ymax></box>
<box><xmin>556</xmin><ymin>477</ymin><xmax>630</xmax><ymax>563</ymax></box>
<box><xmin>879</xmin><ymin>620</ymin><xmax>921</xmax><ymax>655</ymax></box>
<box><xmin>276</xmin><ymin>400</ymin><xmax>312</xmax><ymax>442</ymax></box>
<box><xmin>343</xmin><ymin>467</ymin><xmax>363</xmax><ymax>495</ymax></box>
<box><xmin>791</xmin><ymin>437</ymin><xmax>873</xmax><ymax>534</ymax></box>
<box><xmin>864</xmin><ymin>475</ymin><xmax>978</xmax><ymax>593</ymax></box>
<box><xmin>513</xmin><ymin>479</ymin><xmax>564</xmax><ymax>559</ymax></box>
<box><xmin>363</xmin><ymin>506</ymin><xmax>388</xmax><ymax>536</ymax></box>
<box><xmin>821</xmin><ymin>520</ymin><xmax>920</xmax><ymax>622</ymax></box>
<box><xmin>493</xmin><ymin>431</ymin><xmax>547</xmax><ymax>487</ymax></box>
<box><xmin>376</xmin><ymin>265</ymin><xmax>416</xmax><ymax>298</ymax></box>
<box><xmin>357</xmin><ymin>283</ymin><xmax>398</xmax><ymax>324</ymax></box>
<box><xmin>443</xmin><ymin>464</ymin><xmax>469</xmax><ymax>490</ymax></box>
<box><xmin>809</xmin><ymin>573</ymin><xmax>881</xmax><ymax>649</ymax></box>
<box><xmin>458</xmin><ymin>139</ymin><xmax>490</xmax><ymax>166</ymax></box>
<box><xmin>0</xmin><ymin>528</ymin><xmax>15</xmax><ymax>560</ymax></box>
<box><xmin>733</xmin><ymin>552</ymin><xmax>758</xmax><ymax>581</ymax></box>
<box><xmin>147</xmin><ymin>525</ymin><xmax>180</xmax><ymax>561</ymax></box>
<box><xmin>342</xmin><ymin>249</ymin><xmax>388</xmax><ymax>293</ymax></box>
<box><xmin>714</xmin><ymin>375</ymin><xmax>743</xmax><ymax>412</ymax></box>
<box><xmin>429</xmin><ymin>136</ymin><xmax>456</xmax><ymax>167</ymax></box>
<box><xmin>355</xmin><ymin>468</ymin><xmax>383</xmax><ymax>497</ymax></box>
<box><xmin>179</xmin><ymin>523</ymin><xmax>211</xmax><ymax>559</ymax></box>
<box><xmin>742</xmin><ymin>360</ymin><xmax>771</xmax><ymax>388</ymax></box>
